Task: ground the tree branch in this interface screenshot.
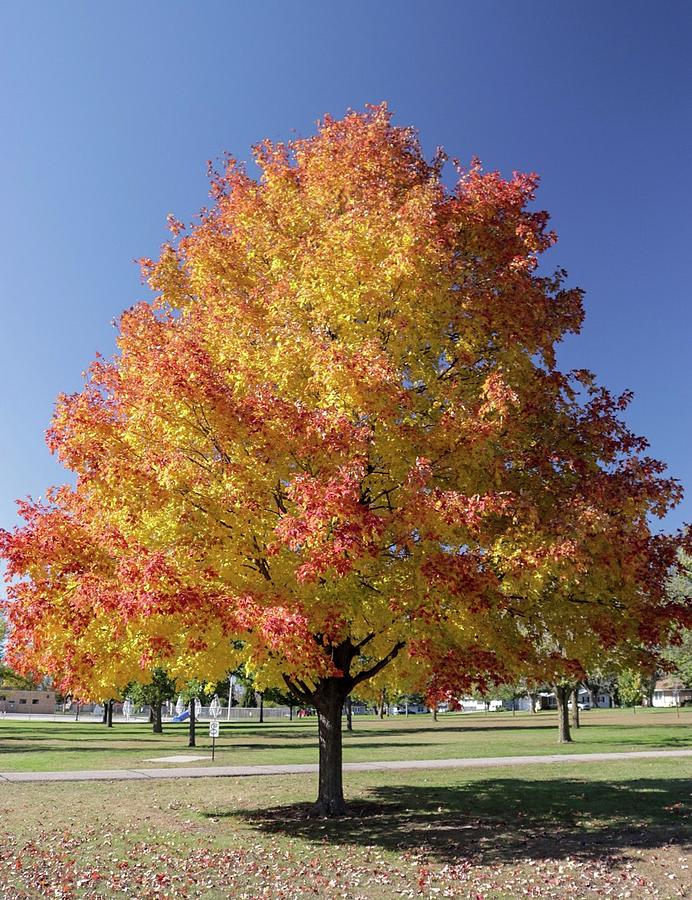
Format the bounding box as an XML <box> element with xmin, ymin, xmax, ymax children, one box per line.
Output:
<box><xmin>351</xmin><ymin>641</ymin><xmax>406</xmax><ymax>688</ymax></box>
<box><xmin>352</xmin><ymin>632</ymin><xmax>376</xmax><ymax>653</ymax></box>
<box><xmin>282</xmin><ymin>674</ymin><xmax>313</xmax><ymax>705</ymax></box>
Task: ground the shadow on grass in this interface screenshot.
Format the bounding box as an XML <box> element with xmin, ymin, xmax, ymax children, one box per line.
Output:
<box><xmin>222</xmin><ymin>777</ymin><xmax>691</xmax><ymax>865</ymax></box>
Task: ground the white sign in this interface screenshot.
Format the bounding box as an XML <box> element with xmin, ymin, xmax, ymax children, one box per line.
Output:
<box><xmin>209</xmin><ymin>720</ymin><xmax>220</xmax><ymax>738</ymax></box>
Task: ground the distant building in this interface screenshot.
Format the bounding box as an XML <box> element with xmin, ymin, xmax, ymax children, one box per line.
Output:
<box><xmin>651</xmin><ymin>678</ymin><xmax>692</xmax><ymax>708</ymax></box>
<box><xmin>0</xmin><ymin>688</ymin><xmax>56</xmax><ymax>714</ymax></box>
<box><xmin>533</xmin><ymin>688</ymin><xmax>613</xmax><ymax>711</ymax></box>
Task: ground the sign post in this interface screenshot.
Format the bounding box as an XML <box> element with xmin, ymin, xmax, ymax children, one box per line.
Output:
<box><xmin>209</xmin><ymin>696</ymin><xmax>222</xmax><ymax>761</ymax></box>
<box><xmin>209</xmin><ymin>719</ymin><xmax>220</xmax><ymax>760</ymax></box>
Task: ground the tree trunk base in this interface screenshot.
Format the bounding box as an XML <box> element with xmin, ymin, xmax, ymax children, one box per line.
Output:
<box><xmin>308</xmin><ymin>797</ymin><xmax>348</xmax><ymax>818</ymax></box>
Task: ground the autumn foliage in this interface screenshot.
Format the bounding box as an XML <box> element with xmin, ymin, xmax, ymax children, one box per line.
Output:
<box><xmin>1</xmin><ymin>105</ymin><xmax>687</xmax><ymax>812</ymax></box>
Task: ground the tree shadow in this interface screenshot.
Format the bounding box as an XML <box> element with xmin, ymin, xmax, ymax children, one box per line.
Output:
<box><xmin>223</xmin><ymin>777</ymin><xmax>691</xmax><ymax>866</ymax></box>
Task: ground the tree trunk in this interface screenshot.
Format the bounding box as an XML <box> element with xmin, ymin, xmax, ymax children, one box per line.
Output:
<box><xmin>379</xmin><ymin>688</ymin><xmax>386</xmax><ymax>719</ymax></box>
<box><xmin>102</xmin><ymin>702</ymin><xmax>108</xmax><ymax>724</ymax></box>
<box><xmin>259</xmin><ymin>693</ymin><xmax>264</xmax><ymax>724</ymax></box>
<box><xmin>152</xmin><ymin>700</ymin><xmax>163</xmax><ymax>734</ymax></box>
<box><xmin>188</xmin><ymin>698</ymin><xmax>196</xmax><ymax>748</ymax></box>
<box><xmin>289</xmin><ymin>702</ymin><xmax>293</xmax><ymax>721</ymax></box>
<box><xmin>106</xmin><ymin>699</ymin><xmax>114</xmax><ymax>728</ymax></box>
<box><xmin>644</xmin><ymin>670</ymin><xmax>657</xmax><ymax>708</ymax></box>
<box><xmin>554</xmin><ymin>685</ymin><xmax>572</xmax><ymax>743</ymax></box>
<box><xmin>570</xmin><ymin>687</ymin><xmax>580</xmax><ymax>729</ymax></box>
<box><xmin>345</xmin><ymin>696</ymin><xmax>353</xmax><ymax>732</ymax></box>
<box><xmin>282</xmin><ymin>636</ymin><xmax>405</xmax><ymax>817</ymax></box>
<box><xmin>529</xmin><ymin>691</ymin><xmax>538</xmax><ymax>713</ymax></box>
<box><xmin>312</xmin><ymin>679</ymin><xmax>347</xmax><ymax>817</ymax></box>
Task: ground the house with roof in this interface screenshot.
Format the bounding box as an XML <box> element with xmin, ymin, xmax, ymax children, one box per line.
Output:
<box><xmin>651</xmin><ymin>678</ymin><xmax>692</xmax><ymax>708</ymax></box>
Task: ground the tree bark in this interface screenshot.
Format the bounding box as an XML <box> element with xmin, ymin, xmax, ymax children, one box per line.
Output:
<box><xmin>282</xmin><ymin>636</ymin><xmax>405</xmax><ymax>817</ymax></box>
<box><xmin>312</xmin><ymin>678</ymin><xmax>348</xmax><ymax>817</ymax></box>
<box><xmin>570</xmin><ymin>687</ymin><xmax>580</xmax><ymax>729</ymax></box>
<box><xmin>106</xmin><ymin>699</ymin><xmax>114</xmax><ymax>728</ymax></box>
<box><xmin>644</xmin><ymin>670</ymin><xmax>657</xmax><ymax>708</ymax></box>
<box><xmin>152</xmin><ymin>700</ymin><xmax>163</xmax><ymax>734</ymax></box>
<box><xmin>102</xmin><ymin>702</ymin><xmax>108</xmax><ymax>724</ymax></box>
<box><xmin>554</xmin><ymin>685</ymin><xmax>572</xmax><ymax>743</ymax></box>
<box><xmin>529</xmin><ymin>691</ymin><xmax>538</xmax><ymax>713</ymax></box>
<box><xmin>259</xmin><ymin>692</ymin><xmax>264</xmax><ymax>724</ymax></box>
<box><xmin>345</xmin><ymin>696</ymin><xmax>353</xmax><ymax>732</ymax></box>
<box><xmin>379</xmin><ymin>688</ymin><xmax>386</xmax><ymax>719</ymax></box>
<box><xmin>188</xmin><ymin>698</ymin><xmax>196</xmax><ymax>748</ymax></box>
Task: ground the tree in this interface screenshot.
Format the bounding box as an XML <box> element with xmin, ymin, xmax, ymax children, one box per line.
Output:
<box><xmin>127</xmin><ymin>668</ymin><xmax>177</xmax><ymax>734</ymax></box>
<box><xmin>666</xmin><ymin>630</ymin><xmax>692</xmax><ymax>688</ymax></box>
<box><xmin>0</xmin><ymin>617</ymin><xmax>37</xmax><ymax>689</ymax></box>
<box><xmin>664</xmin><ymin>552</ymin><xmax>692</xmax><ymax>688</ymax></box>
<box><xmin>494</xmin><ymin>682</ymin><xmax>528</xmax><ymax>715</ymax></box>
<box><xmin>1</xmin><ymin>106</ymin><xmax>687</xmax><ymax>816</ymax></box>
<box><xmin>618</xmin><ymin>668</ymin><xmax>645</xmax><ymax>710</ymax></box>
<box><xmin>553</xmin><ymin>681</ymin><xmax>574</xmax><ymax>742</ymax></box>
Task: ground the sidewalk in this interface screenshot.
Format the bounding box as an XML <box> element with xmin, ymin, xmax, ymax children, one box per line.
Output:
<box><xmin>2</xmin><ymin>748</ymin><xmax>691</xmax><ymax>783</ymax></box>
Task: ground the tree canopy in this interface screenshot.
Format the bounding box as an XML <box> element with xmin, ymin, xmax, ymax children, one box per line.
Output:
<box><xmin>1</xmin><ymin>105</ymin><xmax>688</xmax><ymax>814</ymax></box>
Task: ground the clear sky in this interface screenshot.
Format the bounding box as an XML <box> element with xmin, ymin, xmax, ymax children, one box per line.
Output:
<box><xmin>1</xmin><ymin>1</ymin><xmax>690</xmax><ymax>534</ymax></box>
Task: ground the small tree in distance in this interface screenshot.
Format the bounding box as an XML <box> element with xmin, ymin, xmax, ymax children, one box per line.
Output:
<box><xmin>618</xmin><ymin>669</ymin><xmax>645</xmax><ymax>712</ymax></box>
<box><xmin>127</xmin><ymin>668</ymin><xmax>177</xmax><ymax>734</ymax></box>
<box><xmin>1</xmin><ymin>106</ymin><xmax>688</xmax><ymax>816</ymax></box>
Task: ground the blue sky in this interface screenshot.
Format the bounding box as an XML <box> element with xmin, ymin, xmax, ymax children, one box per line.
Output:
<box><xmin>1</xmin><ymin>1</ymin><xmax>690</xmax><ymax>533</ymax></box>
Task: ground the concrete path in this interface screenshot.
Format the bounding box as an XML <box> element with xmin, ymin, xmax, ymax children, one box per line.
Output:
<box><xmin>1</xmin><ymin>749</ymin><xmax>691</xmax><ymax>783</ymax></box>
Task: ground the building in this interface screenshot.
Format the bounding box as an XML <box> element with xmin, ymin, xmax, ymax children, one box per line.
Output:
<box><xmin>0</xmin><ymin>688</ymin><xmax>56</xmax><ymax>714</ymax></box>
<box><xmin>651</xmin><ymin>678</ymin><xmax>692</xmax><ymax>708</ymax></box>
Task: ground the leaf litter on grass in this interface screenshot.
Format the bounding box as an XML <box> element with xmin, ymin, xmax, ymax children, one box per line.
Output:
<box><xmin>1</xmin><ymin>765</ymin><xmax>690</xmax><ymax>899</ymax></box>
<box><xmin>1</xmin><ymin>824</ymin><xmax>690</xmax><ymax>899</ymax></box>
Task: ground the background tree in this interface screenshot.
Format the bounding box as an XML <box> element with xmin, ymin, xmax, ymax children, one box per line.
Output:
<box><xmin>1</xmin><ymin>106</ymin><xmax>687</xmax><ymax>816</ymax></box>
<box><xmin>617</xmin><ymin>668</ymin><xmax>645</xmax><ymax>711</ymax></box>
<box><xmin>494</xmin><ymin>682</ymin><xmax>528</xmax><ymax>715</ymax></box>
<box><xmin>665</xmin><ymin>630</ymin><xmax>692</xmax><ymax>689</ymax></box>
<box><xmin>663</xmin><ymin>552</ymin><xmax>692</xmax><ymax>689</ymax></box>
<box><xmin>127</xmin><ymin>668</ymin><xmax>177</xmax><ymax>734</ymax></box>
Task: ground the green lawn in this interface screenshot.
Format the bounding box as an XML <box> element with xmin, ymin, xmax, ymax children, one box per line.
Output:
<box><xmin>1</xmin><ymin>757</ymin><xmax>690</xmax><ymax>898</ymax></box>
<box><xmin>0</xmin><ymin>707</ymin><xmax>690</xmax><ymax>773</ymax></box>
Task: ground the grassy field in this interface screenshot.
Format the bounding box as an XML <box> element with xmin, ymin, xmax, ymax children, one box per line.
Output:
<box><xmin>0</xmin><ymin>707</ymin><xmax>690</xmax><ymax>773</ymax></box>
<box><xmin>1</xmin><ymin>756</ymin><xmax>690</xmax><ymax>898</ymax></box>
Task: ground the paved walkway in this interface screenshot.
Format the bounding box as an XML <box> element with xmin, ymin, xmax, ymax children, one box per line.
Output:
<box><xmin>1</xmin><ymin>749</ymin><xmax>691</xmax><ymax>783</ymax></box>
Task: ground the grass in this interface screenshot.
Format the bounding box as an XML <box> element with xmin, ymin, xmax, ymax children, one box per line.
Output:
<box><xmin>0</xmin><ymin>707</ymin><xmax>690</xmax><ymax>773</ymax></box>
<box><xmin>0</xmin><ymin>757</ymin><xmax>690</xmax><ymax>898</ymax></box>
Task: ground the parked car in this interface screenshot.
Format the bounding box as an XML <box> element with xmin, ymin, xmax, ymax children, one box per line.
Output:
<box><xmin>568</xmin><ymin>700</ymin><xmax>591</xmax><ymax>710</ymax></box>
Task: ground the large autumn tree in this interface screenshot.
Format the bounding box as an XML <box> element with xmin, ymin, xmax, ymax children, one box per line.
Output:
<box><xmin>1</xmin><ymin>106</ymin><xmax>687</xmax><ymax>815</ymax></box>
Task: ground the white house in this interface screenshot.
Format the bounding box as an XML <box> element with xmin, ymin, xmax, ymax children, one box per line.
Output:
<box><xmin>651</xmin><ymin>678</ymin><xmax>692</xmax><ymax>708</ymax></box>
